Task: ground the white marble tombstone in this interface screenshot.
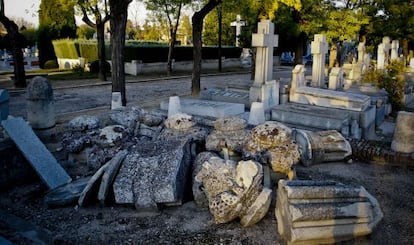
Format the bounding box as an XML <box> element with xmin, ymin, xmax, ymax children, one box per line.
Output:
<box><xmin>358</xmin><ymin>42</ymin><xmax>366</xmax><ymax>64</ymax></box>
<box><xmin>249</xmin><ymin>19</ymin><xmax>279</xmax><ymax>110</ymax></box>
<box><xmin>391</xmin><ymin>40</ymin><xmax>399</xmax><ymax>61</ymax></box>
<box><xmin>311</xmin><ymin>34</ymin><xmax>329</xmax><ymax>88</ymax></box>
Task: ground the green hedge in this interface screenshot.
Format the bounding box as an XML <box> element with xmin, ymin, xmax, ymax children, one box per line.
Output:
<box><xmin>77</xmin><ymin>40</ymin><xmax>99</xmax><ymax>62</ymax></box>
<box><xmin>105</xmin><ymin>45</ymin><xmax>242</xmax><ymax>62</ymax></box>
<box><xmin>52</xmin><ymin>39</ymin><xmax>79</xmax><ymax>59</ymax></box>
<box><xmin>53</xmin><ymin>39</ymin><xmax>242</xmax><ymax>63</ymax></box>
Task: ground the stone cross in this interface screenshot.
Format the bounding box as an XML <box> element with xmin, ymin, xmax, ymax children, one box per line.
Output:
<box><xmin>251</xmin><ymin>19</ymin><xmax>279</xmax><ymax>86</ymax></box>
<box><xmin>391</xmin><ymin>40</ymin><xmax>399</xmax><ymax>60</ymax></box>
<box><xmin>231</xmin><ymin>15</ymin><xmax>247</xmax><ymax>47</ymax></box>
<box><xmin>311</xmin><ymin>34</ymin><xmax>328</xmax><ymax>88</ymax></box>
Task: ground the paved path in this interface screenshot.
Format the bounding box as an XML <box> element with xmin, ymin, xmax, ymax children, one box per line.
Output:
<box><xmin>3</xmin><ymin>67</ymin><xmax>297</xmax><ymax>122</ymax></box>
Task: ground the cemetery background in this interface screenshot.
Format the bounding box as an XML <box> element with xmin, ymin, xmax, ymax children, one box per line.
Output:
<box><xmin>1</xmin><ymin>69</ymin><xmax>414</xmax><ymax>244</ymax></box>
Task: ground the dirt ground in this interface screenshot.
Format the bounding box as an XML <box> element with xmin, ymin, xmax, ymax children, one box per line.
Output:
<box><xmin>1</xmin><ymin>155</ymin><xmax>413</xmax><ymax>244</ymax></box>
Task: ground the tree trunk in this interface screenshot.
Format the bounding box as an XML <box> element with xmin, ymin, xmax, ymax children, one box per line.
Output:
<box><xmin>402</xmin><ymin>38</ymin><xmax>409</xmax><ymax>64</ymax></box>
<box><xmin>217</xmin><ymin>4</ymin><xmax>222</xmax><ymax>72</ymax></box>
<box><xmin>109</xmin><ymin>0</ymin><xmax>131</xmax><ymax>106</ymax></box>
<box><xmin>295</xmin><ymin>33</ymin><xmax>304</xmax><ymax>65</ymax></box>
<box><xmin>191</xmin><ymin>0</ymin><xmax>221</xmax><ymax>96</ymax></box>
<box><xmin>96</xmin><ymin>22</ymin><xmax>107</xmax><ymax>81</ymax></box>
<box><xmin>0</xmin><ymin>16</ymin><xmax>26</xmax><ymax>87</ymax></box>
<box><xmin>167</xmin><ymin>31</ymin><xmax>175</xmax><ymax>76</ymax></box>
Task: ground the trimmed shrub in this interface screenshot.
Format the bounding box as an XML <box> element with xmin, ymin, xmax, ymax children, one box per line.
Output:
<box><xmin>52</xmin><ymin>39</ymin><xmax>79</xmax><ymax>59</ymax></box>
<box><xmin>89</xmin><ymin>60</ymin><xmax>111</xmax><ymax>73</ymax></box>
<box><xmin>78</xmin><ymin>40</ymin><xmax>99</xmax><ymax>62</ymax></box>
<box><xmin>44</xmin><ymin>59</ymin><xmax>59</xmax><ymax>69</ymax></box>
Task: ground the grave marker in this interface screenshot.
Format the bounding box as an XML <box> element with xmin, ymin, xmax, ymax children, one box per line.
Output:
<box><xmin>311</xmin><ymin>34</ymin><xmax>329</xmax><ymax>88</ymax></box>
<box><xmin>1</xmin><ymin>117</ymin><xmax>72</xmax><ymax>189</ymax></box>
<box><xmin>230</xmin><ymin>15</ymin><xmax>247</xmax><ymax>47</ymax></box>
<box><xmin>250</xmin><ymin>19</ymin><xmax>279</xmax><ymax>110</ymax></box>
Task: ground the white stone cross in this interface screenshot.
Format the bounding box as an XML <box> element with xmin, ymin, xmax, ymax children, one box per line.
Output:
<box><xmin>251</xmin><ymin>19</ymin><xmax>279</xmax><ymax>86</ymax></box>
<box><xmin>231</xmin><ymin>15</ymin><xmax>247</xmax><ymax>47</ymax></box>
<box><xmin>311</xmin><ymin>34</ymin><xmax>329</xmax><ymax>88</ymax></box>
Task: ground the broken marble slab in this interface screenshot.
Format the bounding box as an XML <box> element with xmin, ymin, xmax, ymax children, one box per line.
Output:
<box><xmin>276</xmin><ymin>180</ymin><xmax>383</xmax><ymax>245</ymax></box>
<box><xmin>113</xmin><ymin>139</ymin><xmax>192</xmax><ymax>211</ymax></box>
<box><xmin>78</xmin><ymin>150</ymin><xmax>128</xmax><ymax>207</ymax></box>
<box><xmin>44</xmin><ymin>177</ymin><xmax>90</xmax><ymax>207</ymax></box>
<box><xmin>294</xmin><ymin>129</ymin><xmax>352</xmax><ymax>166</ymax></box>
<box><xmin>1</xmin><ymin>117</ymin><xmax>72</xmax><ymax>189</ymax></box>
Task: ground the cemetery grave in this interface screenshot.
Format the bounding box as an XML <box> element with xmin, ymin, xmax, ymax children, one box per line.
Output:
<box><xmin>0</xmin><ymin>20</ymin><xmax>414</xmax><ymax>245</ymax></box>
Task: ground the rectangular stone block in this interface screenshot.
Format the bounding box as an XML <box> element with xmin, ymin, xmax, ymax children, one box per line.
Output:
<box><xmin>276</xmin><ymin>180</ymin><xmax>383</xmax><ymax>245</ymax></box>
<box><xmin>160</xmin><ymin>98</ymin><xmax>245</xmax><ymax>118</ymax></box>
<box><xmin>1</xmin><ymin>117</ymin><xmax>71</xmax><ymax>189</ymax></box>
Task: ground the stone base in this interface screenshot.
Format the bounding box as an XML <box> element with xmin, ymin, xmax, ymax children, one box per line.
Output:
<box><xmin>271</xmin><ymin>103</ymin><xmax>376</xmax><ymax>140</ymax></box>
<box><xmin>161</xmin><ymin>98</ymin><xmax>245</xmax><ymax>118</ymax></box>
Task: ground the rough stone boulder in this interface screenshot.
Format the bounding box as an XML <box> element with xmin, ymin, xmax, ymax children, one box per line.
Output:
<box><xmin>243</xmin><ymin>121</ymin><xmax>300</xmax><ymax>178</ymax></box>
<box><xmin>276</xmin><ymin>180</ymin><xmax>383</xmax><ymax>245</ymax></box>
<box><xmin>194</xmin><ymin>156</ymin><xmax>271</xmax><ymax>227</ymax></box>
<box><xmin>205</xmin><ymin>117</ymin><xmax>250</xmax><ymax>159</ymax></box>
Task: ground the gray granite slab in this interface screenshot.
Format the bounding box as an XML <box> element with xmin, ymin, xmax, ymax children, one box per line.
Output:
<box><xmin>1</xmin><ymin>117</ymin><xmax>71</xmax><ymax>189</ymax></box>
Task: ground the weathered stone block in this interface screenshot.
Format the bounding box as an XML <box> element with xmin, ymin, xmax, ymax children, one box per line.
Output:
<box><xmin>276</xmin><ymin>180</ymin><xmax>383</xmax><ymax>245</ymax></box>
<box><xmin>391</xmin><ymin>111</ymin><xmax>414</xmax><ymax>153</ymax></box>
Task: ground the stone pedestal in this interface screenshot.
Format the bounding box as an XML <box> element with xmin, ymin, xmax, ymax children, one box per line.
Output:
<box><xmin>328</xmin><ymin>67</ymin><xmax>343</xmax><ymax>90</ymax></box>
<box><xmin>167</xmin><ymin>96</ymin><xmax>181</xmax><ymax>118</ymax></box>
<box><xmin>111</xmin><ymin>92</ymin><xmax>123</xmax><ymax>110</ymax></box>
<box><xmin>391</xmin><ymin>111</ymin><xmax>414</xmax><ymax>153</ymax></box>
<box><xmin>0</xmin><ymin>89</ymin><xmax>9</xmax><ymax>121</ymax></box>
<box><xmin>26</xmin><ymin>76</ymin><xmax>55</xmax><ymax>129</ymax></box>
<box><xmin>276</xmin><ymin>180</ymin><xmax>383</xmax><ymax>245</ymax></box>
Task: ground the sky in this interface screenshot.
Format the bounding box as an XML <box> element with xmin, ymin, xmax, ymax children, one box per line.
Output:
<box><xmin>3</xmin><ymin>0</ymin><xmax>147</xmax><ymax>28</ymax></box>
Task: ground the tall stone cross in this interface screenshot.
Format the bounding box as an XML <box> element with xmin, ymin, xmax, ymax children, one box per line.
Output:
<box><xmin>251</xmin><ymin>19</ymin><xmax>279</xmax><ymax>86</ymax></box>
<box><xmin>249</xmin><ymin>19</ymin><xmax>279</xmax><ymax>110</ymax></box>
<box><xmin>311</xmin><ymin>34</ymin><xmax>329</xmax><ymax>88</ymax></box>
<box><xmin>231</xmin><ymin>15</ymin><xmax>247</xmax><ymax>47</ymax></box>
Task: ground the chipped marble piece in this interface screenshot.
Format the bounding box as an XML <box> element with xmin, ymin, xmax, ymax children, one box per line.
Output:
<box><xmin>67</xmin><ymin>115</ymin><xmax>100</xmax><ymax>132</ymax></box>
<box><xmin>164</xmin><ymin>113</ymin><xmax>196</xmax><ymax>130</ymax></box>
<box><xmin>206</xmin><ymin>117</ymin><xmax>250</xmax><ymax>158</ymax></box>
<box><xmin>243</xmin><ymin>121</ymin><xmax>300</xmax><ymax>177</ymax></box>
<box><xmin>194</xmin><ymin>156</ymin><xmax>271</xmax><ymax>226</ymax></box>
<box><xmin>98</xmin><ymin>125</ymin><xmax>126</xmax><ymax>146</ymax></box>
